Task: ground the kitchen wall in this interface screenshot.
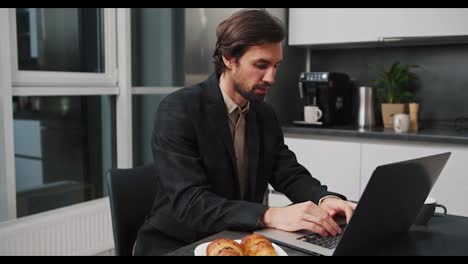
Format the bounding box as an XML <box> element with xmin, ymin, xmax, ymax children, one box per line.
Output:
<box><xmin>271</xmin><ymin>43</ymin><xmax>468</xmax><ymax>129</ymax></box>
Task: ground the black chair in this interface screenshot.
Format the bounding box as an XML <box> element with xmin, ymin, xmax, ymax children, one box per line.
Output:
<box><xmin>107</xmin><ymin>165</ymin><xmax>157</xmax><ymax>256</ymax></box>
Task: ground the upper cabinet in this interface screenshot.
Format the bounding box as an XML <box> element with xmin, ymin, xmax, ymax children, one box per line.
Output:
<box><xmin>289</xmin><ymin>8</ymin><xmax>468</xmax><ymax>46</ymax></box>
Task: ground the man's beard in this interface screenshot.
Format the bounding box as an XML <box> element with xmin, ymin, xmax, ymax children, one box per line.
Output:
<box><xmin>233</xmin><ymin>82</ymin><xmax>270</xmax><ymax>103</ymax></box>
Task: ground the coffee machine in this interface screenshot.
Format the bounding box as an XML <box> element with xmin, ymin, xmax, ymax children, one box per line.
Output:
<box><xmin>298</xmin><ymin>72</ymin><xmax>353</xmax><ymax>126</ymax></box>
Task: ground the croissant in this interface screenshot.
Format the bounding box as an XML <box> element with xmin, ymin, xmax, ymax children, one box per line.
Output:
<box><xmin>240</xmin><ymin>234</ymin><xmax>277</xmax><ymax>256</ymax></box>
<box><xmin>206</xmin><ymin>238</ymin><xmax>244</xmax><ymax>256</ymax></box>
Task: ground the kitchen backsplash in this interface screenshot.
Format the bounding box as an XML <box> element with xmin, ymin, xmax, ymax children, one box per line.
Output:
<box><xmin>270</xmin><ymin>43</ymin><xmax>468</xmax><ymax>129</ymax></box>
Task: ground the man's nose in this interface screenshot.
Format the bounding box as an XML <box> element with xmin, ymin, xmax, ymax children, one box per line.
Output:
<box><xmin>263</xmin><ymin>67</ymin><xmax>276</xmax><ymax>85</ymax></box>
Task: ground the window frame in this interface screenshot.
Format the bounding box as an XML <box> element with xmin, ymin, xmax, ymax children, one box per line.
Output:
<box><xmin>132</xmin><ymin>86</ymin><xmax>182</xmax><ymax>95</ymax></box>
<box><xmin>0</xmin><ymin>8</ymin><xmax>17</xmax><ymax>221</ymax></box>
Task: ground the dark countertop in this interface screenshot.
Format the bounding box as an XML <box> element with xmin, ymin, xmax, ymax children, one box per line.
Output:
<box><xmin>165</xmin><ymin>215</ymin><xmax>468</xmax><ymax>256</ymax></box>
<box><xmin>283</xmin><ymin>124</ymin><xmax>468</xmax><ymax>145</ymax></box>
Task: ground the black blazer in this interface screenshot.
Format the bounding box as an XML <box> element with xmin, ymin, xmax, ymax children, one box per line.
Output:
<box><xmin>134</xmin><ymin>74</ymin><xmax>345</xmax><ymax>255</ymax></box>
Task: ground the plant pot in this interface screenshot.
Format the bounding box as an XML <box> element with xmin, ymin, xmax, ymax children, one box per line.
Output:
<box><xmin>381</xmin><ymin>103</ymin><xmax>407</xmax><ymax>128</ymax></box>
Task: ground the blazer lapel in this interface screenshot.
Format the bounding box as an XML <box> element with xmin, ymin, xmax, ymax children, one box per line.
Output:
<box><xmin>203</xmin><ymin>74</ymin><xmax>239</xmax><ymax>193</ymax></box>
<box><xmin>246</xmin><ymin>106</ymin><xmax>259</xmax><ymax>200</ymax></box>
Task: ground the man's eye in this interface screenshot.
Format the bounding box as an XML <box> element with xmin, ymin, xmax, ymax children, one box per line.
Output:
<box><xmin>256</xmin><ymin>64</ymin><xmax>268</xmax><ymax>69</ymax></box>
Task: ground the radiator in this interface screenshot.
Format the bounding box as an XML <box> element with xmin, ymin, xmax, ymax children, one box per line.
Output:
<box><xmin>0</xmin><ymin>198</ymin><xmax>114</xmax><ymax>256</ymax></box>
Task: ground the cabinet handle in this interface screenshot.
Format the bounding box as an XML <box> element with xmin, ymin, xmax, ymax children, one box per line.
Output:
<box><xmin>380</xmin><ymin>36</ymin><xmax>461</xmax><ymax>42</ymax></box>
<box><xmin>381</xmin><ymin>37</ymin><xmax>403</xmax><ymax>42</ymax></box>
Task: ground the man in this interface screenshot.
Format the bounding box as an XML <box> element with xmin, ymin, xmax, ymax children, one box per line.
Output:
<box><xmin>134</xmin><ymin>9</ymin><xmax>356</xmax><ymax>256</ymax></box>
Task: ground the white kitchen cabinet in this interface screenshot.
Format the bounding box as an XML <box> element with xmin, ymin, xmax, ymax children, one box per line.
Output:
<box><xmin>277</xmin><ymin>134</ymin><xmax>468</xmax><ymax>217</ymax></box>
<box><xmin>361</xmin><ymin>141</ymin><xmax>468</xmax><ymax>217</ymax></box>
<box><xmin>289</xmin><ymin>8</ymin><xmax>468</xmax><ymax>46</ymax></box>
<box><xmin>281</xmin><ymin>136</ymin><xmax>361</xmax><ymax>202</ymax></box>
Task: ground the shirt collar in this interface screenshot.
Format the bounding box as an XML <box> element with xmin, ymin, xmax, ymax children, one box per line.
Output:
<box><xmin>219</xmin><ymin>84</ymin><xmax>250</xmax><ymax>115</ymax></box>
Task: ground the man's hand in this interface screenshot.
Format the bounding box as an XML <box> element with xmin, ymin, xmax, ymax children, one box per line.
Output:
<box><xmin>319</xmin><ymin>197</ymin><xmax>357</xmax><ymax>224</ymax></box>
<box><xmin>261</xmin><ymin>201</ymin><xmax>343</xmax><ymax>237</ymax></box>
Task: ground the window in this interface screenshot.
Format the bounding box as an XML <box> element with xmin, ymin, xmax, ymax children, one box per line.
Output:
<box><xmin>13</xmin><ymin>96</ymin><xmax>115</xmax><ymax>217</ymax></box>
<box><xmin>16</xmin><ymin>8</ymin><xmax>104</xmax><ymax>73</ymax></box>
<box><xmin>10</xmin><ymin>8</ymin><xmax>117</xmax><ymax>87</ymax></box>
<box><xmin>132</xmin><ymin>95</ymin><xmax>166</xmax><ymax>166</ymax></box>
<box><xmin>0</xmin><ymin>8</ymin><xmax>121</xmax><ymax>222</ymax></box>
<box><xmin>131</xmin><ymin>8</ymin><xmax>184</xmax><ymax>166</ymax></box>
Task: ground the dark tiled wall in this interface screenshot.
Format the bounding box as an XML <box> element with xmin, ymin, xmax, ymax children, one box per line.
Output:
<box><xmin>271</xmin><ymin>43</ymin><xmax>468</xmax><ymax>128</ymax></box>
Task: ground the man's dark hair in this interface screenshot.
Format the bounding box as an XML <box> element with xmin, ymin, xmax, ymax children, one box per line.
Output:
<box><xmin>213</xmin><ymin>9</ymin><xmax>285</xmax><ymax>77</ymax></box>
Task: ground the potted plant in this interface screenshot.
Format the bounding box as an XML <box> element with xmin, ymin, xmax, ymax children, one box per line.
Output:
<box><xmin>375</xmin><ymin>62</ymin><xmax>418</xmax><ymax>128</ymax></box>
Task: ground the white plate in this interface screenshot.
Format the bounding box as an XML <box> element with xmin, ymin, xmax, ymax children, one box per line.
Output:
<box><xmin>194</xmin><ymin>239</ymin><xmax>288</xmax><ymax>256</ymax></box>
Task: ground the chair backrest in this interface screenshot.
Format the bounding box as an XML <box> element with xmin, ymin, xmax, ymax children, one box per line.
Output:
<box><xmin>107</xmin><ymin>165</ymin><xmax>157</xmax><ymax>256</ymax></box>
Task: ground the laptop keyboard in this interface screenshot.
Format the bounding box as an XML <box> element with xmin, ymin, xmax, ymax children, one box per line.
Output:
<box><xmin>296</xmin><ymin>224</ymin><xmax>347</xmax><ymax>249</ymax></box>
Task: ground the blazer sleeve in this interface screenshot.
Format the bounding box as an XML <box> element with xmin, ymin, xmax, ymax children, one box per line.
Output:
<box><xmin>152</xmin><ymin>94</ymin><xmax>267</xmax><ymax>234</ymax></box>
<box><xmin>268</xmin><ymin>110</ymin><xmax>346</xmax><ymax>205</ymax></box>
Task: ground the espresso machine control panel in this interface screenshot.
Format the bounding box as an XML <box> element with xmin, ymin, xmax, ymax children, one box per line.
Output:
<box><xmin>299</xmin><ymin>72</ymin><xmax>330</xmax><ymax>82</ymax></box>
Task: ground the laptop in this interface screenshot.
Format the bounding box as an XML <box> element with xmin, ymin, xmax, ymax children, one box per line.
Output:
<box><xmin>255</xmin><ymin>152</ymin><xmax>451</xmax><ymax>256</ymax></box>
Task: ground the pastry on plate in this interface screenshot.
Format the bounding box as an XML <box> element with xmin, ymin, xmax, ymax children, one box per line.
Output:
<box><xmin>240</xmin><ymin>234</ymin><xmax>277</xmax><ymax>256</ymax></box>
<box><xmin>206</xmin><ymin>238</ymin><xmax>244</xmax><ymax>256</ymax></box>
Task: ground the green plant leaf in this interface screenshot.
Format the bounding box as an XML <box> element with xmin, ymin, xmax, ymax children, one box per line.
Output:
<box><xmin>401</xmin><ymin>91</ymin><xmax>415</xmax><ymax>103</ymax></box>
<box><xmin>373</xmin><ymin>61</ymin><xmax>418</xmax><ymax>104</ymax></box>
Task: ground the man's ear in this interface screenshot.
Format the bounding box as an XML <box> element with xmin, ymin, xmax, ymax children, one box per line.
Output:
<box><xmin>222</xmin><ymin>55</ymin><xmax>236</xmax><ymax>70</ymax></box>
